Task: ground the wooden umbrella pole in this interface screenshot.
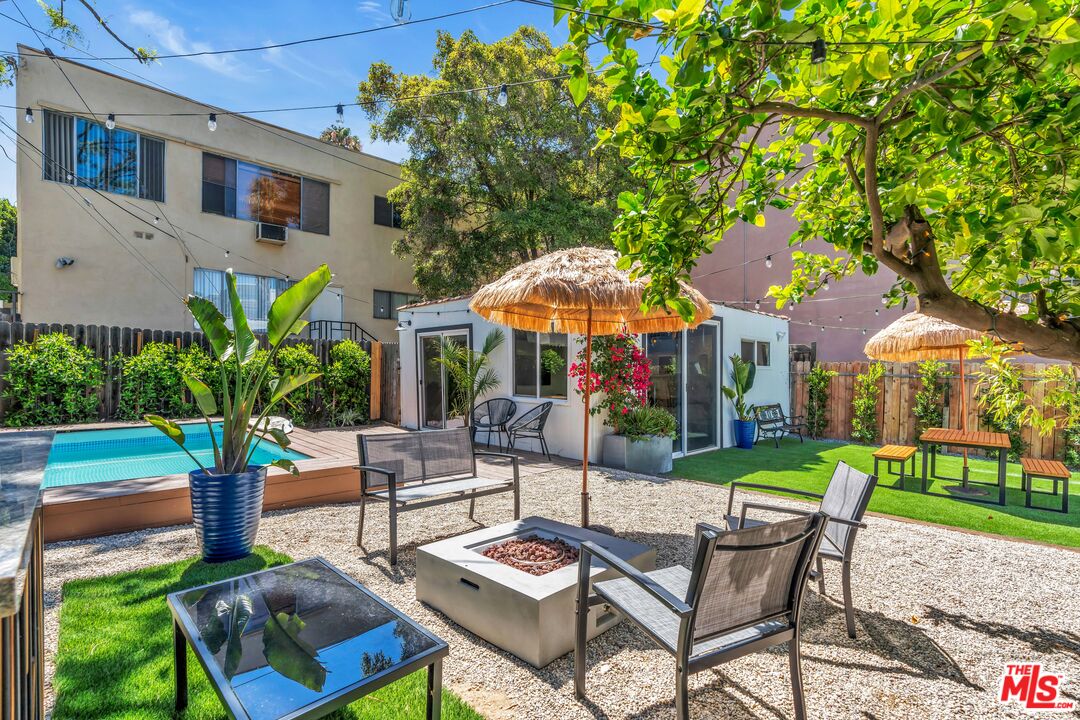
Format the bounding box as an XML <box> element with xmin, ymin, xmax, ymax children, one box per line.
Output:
<box><xmin>960</xmin><ymin>347</ymin><xmax>969</xmax><ymax>481</ymax></box>
<box><xmin>581</xmin><ymin>309</ymin><xmax>593</xmax><ymax>528</ymax></box>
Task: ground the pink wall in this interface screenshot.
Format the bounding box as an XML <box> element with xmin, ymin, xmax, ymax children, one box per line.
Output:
<box><xmin>691</xmin><ymin>205</ymin><xmax>907</xmax><ymax>361</ymax></box>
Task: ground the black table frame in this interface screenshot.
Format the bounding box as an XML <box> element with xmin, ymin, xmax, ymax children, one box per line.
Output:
<box><xmin>919</xmin><ymin>438</ymin><xmax>1008</xmax><ymax>506</ymax></box>
<box><xmin>168</xmin><ymin>557</ymin><xmax>448</xmax><ymax>720</ymax></box>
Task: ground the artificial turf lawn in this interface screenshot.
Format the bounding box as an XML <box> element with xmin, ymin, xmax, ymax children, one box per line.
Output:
<box><xmin>51</xmin><ymin>547</ymin><xmax>484</xmax><ymax>720</ymax></box>
<box><xmin>672</xmin><ymin>439</ymin><xmax>1080</xmax><ymax>548</ymax></box>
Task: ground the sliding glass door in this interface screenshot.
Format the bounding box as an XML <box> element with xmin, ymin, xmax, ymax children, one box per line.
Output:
<box><xmin>419</xmin><ymin>330</ymin><xmax>469</xmax><ymax>429</ymax></box>
<box><xmin>643</xmin><ymin>321</ymin><xmax>721</xmax><ymax>455</ymax></box>
<box><xmin>645</xmin><ymin>332</ymin><xmax>683</xmax><ymax>454</ymax></box>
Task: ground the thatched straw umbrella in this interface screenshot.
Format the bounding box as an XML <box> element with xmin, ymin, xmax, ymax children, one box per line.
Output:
<box><xmin>470</xmin><ymin>247</ymin><xmax>712</xmax><ymax>526</ymax></box>
<box><xmin>864</xmin><ymin>311</ymin><xmax>988</xmax><ymax>481</ymax></box>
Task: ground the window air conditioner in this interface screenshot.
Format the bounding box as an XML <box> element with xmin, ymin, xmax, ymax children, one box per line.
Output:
<box><xmin>256</xmin><ymin>222</ymin><xmax>288</xmax><ymax>245</ymax></box>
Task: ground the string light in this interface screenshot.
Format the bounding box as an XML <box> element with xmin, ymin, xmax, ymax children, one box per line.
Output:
<box><xmin>810</xmin><ymin>38</ymin><xmax>827</xmax><ymax>64</ymax></box>
<box><xmin>881</xmin><ymin>294</ymin><xmax>888</xmax><ymax>305</ymax></box>
<box><xmin>862</xmin><ymin>328</ymin><xmax>867</xmax><ymax>335</ymax></box>
<box><xmin>496</xmin><ymin>84</ymin><xmax>509</xmax><ymax>107</ymax></box>
<box><xmin>875</xmin><ymin>308</ymin><xmax>880</xmax><ymax>316</ymax></box>
<box><xmin>765</xmin><ymin>255</ymin><xmax>773</xmax><ymax>269</ymax></box>
<box><xmin>224</xmin><ymin>249</ymin><xmax>230</xmax><ymax>257</ymax></box>
<box><xmin>23</xmin><ymin>107</ymin><xmax>32</xmax><ymax>124</ymax></box>
<box><xmin>153</xmin><ymin>216</ymin><xmax>160</xmax><ymax>224</ymax></box>
<box><xmin>390</xmin><ymin>0</ymin><xmax>411</xmax><ymax>23</ymax></box>
<box><xmin>754</xmin><ymin>300</ymin><xmax>761</xmax><ymax>310</ymax></box>
<box><xmin>336</xmin><ymin>103</ymin><xmax>344</xmax><ymax>123</ymax></box>
<box><xmin>822</xmin><ymin>279</ymin><xmax>830</xmax><ymax>292</ymax></box>
<box><xmin>838</xmin><ymin>315</ymin><xmax>843</xmax><ymax>322</ymax></box>
<box><xmin>207</xmin><ymin>113</ymin><xmax>217</xmax><ymax>131</ymax></box>
<box><xmin>105</xmin><ymin>113</ymin><xmax>116</xmax><ymax>130</ymax></box>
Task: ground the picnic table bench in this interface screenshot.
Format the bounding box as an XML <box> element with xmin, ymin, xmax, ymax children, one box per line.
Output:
<box><xmin>1021</xmin><ymin>457</ymin><xmax>1070</xmax><ymax>514</ymax></box>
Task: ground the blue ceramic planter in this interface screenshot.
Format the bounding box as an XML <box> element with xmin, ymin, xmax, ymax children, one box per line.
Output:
<box><xmin>733</xmin><ymin>420</ymin><xmax>756</xmax><ymax>450</ymax></box>
<box><xmin>189</xmin><ymin>466</ymin><xmax>267</xmax><ymax>563</ymax></box>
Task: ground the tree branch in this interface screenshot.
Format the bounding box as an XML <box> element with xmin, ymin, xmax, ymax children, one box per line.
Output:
<box><xmin>744</xmin><ymin>101</ymin><xmax>874</xmax><ymax>129</ymax></box>
<box><xmin>74</xmin><ymin>0</ymin><xmax>149</xmax><ymax>61</ymax></box>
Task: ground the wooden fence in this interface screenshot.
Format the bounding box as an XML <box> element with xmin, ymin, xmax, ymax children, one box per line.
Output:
<box><xmin>789</xmin><ymin>360</ymin><xmax>1068</xmax><ymax>461</ymax></box>
<box><xmin>379</xmin><ymin>342</ymin><xmax>401</xmax><ymax>425</ymax></box>
<box><xmin>0</xmin><ymin>321</ymin><xmax>382</xmax><ymax>423</ymax></box>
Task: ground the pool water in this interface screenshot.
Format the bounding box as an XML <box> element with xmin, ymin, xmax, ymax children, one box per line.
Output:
<box><xmin>44</xmin><ymin>422</ymin><xmax>310</xmax><ymax>488</ymax></box>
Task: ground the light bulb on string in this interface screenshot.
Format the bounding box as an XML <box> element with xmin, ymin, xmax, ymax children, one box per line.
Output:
<box><xmin>389</xmin><ymin>0</ymin><xmax>411</xmax><ymax>23</ymax></box>
<box><xmin>105</xmin><ymin>114</ymin><xmax>116</xmax><ymax>130</ymax></box>
<box><xmin>820</xmin><ymin>325</ymin><xmax>825</xmax><ymax>332</ymax></box>
<box><xmin>24</xmin><ymin>108</ymin><xmax>33</xmax><ymax>124</ymax></box>
<box><xmin>809</xmin><ymin>38</ymin><xmax>828</xmax><ymax>84</ymax></box>
<box><xmin>822</xmin><ymin>279</ymin><xmax>830</xmax><ymax>292</ymax></box>
<box><xmin>496</xmin><ymin>84</ymin><xmax>509</xmax><ymax>107</ymax></box>
<box><xmin>764</xmin><ymin>255</ymin><xmax>773</xmax><ymax>269</ymax></box>
<box><xmin>754</xmin><ymin>300</ymin><xmax>761</xmax><ymax>310</ymax></box>
<box><xmin>838</xmin><ymin>315</ymin><xmax>843</xmax><ymax>323</ymax></box>
<box><xmin>224</xmin><ymin>250</ymin><xmax>230</xmax><ymax>258</ymax></box>
<box><xmin>153</xmin><ymin>216</ymin><xmax>160</xmax><ymax>225</ymax></box>
<box><xmin>862</xmin><ymin>328</ymin><xmax>867</xmax><ymax>335</ymax></box>
<box><xmin>874</xmin><ymin>308</ymin><xmax>879</xmax><ymax>316</ymax></box>
<box><xmin>208</xmin><ymin>113</ymin><xmax>217</xmax><ymax>131</ymax></box>
<box><xmin>336</xmin><ymin>103</ymin><xmax>344</xmax><ymax>124</ymax></box>
<box><xmin>881</xmin><ymin>294</ymin><xmax>888</xmax><ymax>305</ymax></box>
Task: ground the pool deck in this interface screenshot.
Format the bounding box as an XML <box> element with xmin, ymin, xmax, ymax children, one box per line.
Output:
<box><xmin>37</xmin><ymin>423</ymin><xmax>575</xmax><ymax>543</ymax></box>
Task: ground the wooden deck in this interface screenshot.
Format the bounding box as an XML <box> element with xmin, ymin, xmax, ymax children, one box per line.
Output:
<box><xmin>42</xmin><ymin>424</ymin><xmax>576</xmax><ymax>543</ymax></box>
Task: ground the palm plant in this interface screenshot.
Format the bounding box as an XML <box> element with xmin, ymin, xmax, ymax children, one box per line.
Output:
<box><xmin>435</xmin><ymin>329</ymin><xmax>505</xmax><ymax>423</ymax></box>
<box><xmin>722</xmin><ymin>354</ymin><xmax>757</xmax><ymax>421</ymax></box>
<box><xmin>146</xmin><ymin>265</ymin><xmax>331</xmax><ymax>476</ymax></box>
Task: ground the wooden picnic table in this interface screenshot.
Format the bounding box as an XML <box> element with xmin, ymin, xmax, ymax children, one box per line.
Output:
<box><xmin>918</xmin><ymin>428</ymin><xmax>1011</xmax><ymax>505</ymax></box>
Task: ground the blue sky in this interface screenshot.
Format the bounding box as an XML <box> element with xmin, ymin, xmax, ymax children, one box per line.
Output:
<box><xmin>0</xmin><ymin>0</ymin><xmax>578</xmax><ymax>200</ymax></box>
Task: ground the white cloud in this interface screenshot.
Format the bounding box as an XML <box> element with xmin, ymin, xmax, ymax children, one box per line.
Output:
<box><xmin>261</xmin><ymin>45</ymin><xmax>354</xmax><ymax>88</ymax></box>
<box><xmin>356</xmin><ymin>0</ymin><xmax>392</xmax><ymax>22</ymax></box>
<box><xmin>128</xmin><ymin>9</ymin><xmax>247</xmax><ymax>79</ymax></box>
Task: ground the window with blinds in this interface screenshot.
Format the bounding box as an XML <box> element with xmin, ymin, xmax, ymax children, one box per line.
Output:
<box><xmin>201</xmin><ymin>153</ymin><xmax>330</xmax><ymax>234</ymax></box>
<box><xmin>41</xmin><ymin>110</ymin><xmax>165</xmax><ymax>201</ymax></box>
<box><xmin>193</xmin><ymin>268</ymin><xmax>293</xmax><ymax>332</ymax></box>
<box><xmin>374</xmin><ymin>195</ymin><xmax>402</xmax><ymax>228</ymax></box>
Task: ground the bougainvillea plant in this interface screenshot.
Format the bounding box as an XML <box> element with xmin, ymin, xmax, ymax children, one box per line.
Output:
<box><xmin>568</xmin><ymin>333</ymin><xmax>652</xmax><ymax>433</ymax></box>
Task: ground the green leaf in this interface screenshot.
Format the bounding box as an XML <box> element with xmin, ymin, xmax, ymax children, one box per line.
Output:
<box><xmin>753</xmin><ymin>213</ymin><xmax>766</xmax><ymax>227</ymax></box>
<box><xmin>1048</xmin><ymin>41</ymin><xmax>1080</xmax><ymax>65</ymax></box>
<box><xmin>568</xmin><ymin>67</ymin><xmax>589</xmax><ymax>106</ymax></box>
<box><xmin>184</xmin><ymin>296</ymin><xmax>232</xmax><ymax>361</ymax></box>
<box><xmin>225</xmin><ymin>270</ymin><xmax>257</xmax><ymax>365</ymax></box>
<box><xmin>262</xmin><ymin>611</ymin><xmax>326</xmax><ymax>691</ymax></box>
<box><xmin>145</xmin><ymin>414</ymin><xmax>185</xmax><ymax>447</ymax></box>
<box><xmin>270</xmin><ymin>372</ymin><xmax>322</xmax><ymax>405</ymax></box>
<box><xmin>1005</xmin><ymin>4</ymin><xmax>1036</xmax><ymax>22</ymax></box>
<box><xmin>264</xmin><ymin>427</ymin><xmax>291</xmax><ymax>451</ymax></box>
<box><xmin>865</xmin><ymin>49</ymin><xmax>891</xmax><ymax>80</ymax></box>
<box><xmin>270</xmin><ymin>458</ymin><xmax>300</xmax><ymax>477</ymax></box>
<box><xmin>183</xmin><ymin>374</ymin><xmax>217</xmax><ymax>417</ymax></box>
<box><xmin>267</xmin><ymin>265</ymin><xmax>332</xmax><ymax>347</ymax></box>
<box><xmin>221</xmin><ymin>595</ymin><xmax>253</xmax><ymax>679</ymax></box>
<box><xmin>880</xmin><ymin>0</ymin><xmax>901</xmax><ymax>21</ymax></box>
<box><xmin>674</xmin><ymin>0</ymin><xmax>707</xmax><ymax>22</ymax></box>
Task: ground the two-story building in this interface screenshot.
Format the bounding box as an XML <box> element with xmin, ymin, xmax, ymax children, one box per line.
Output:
<box><xmin>12</xmin><ymin>46</ymin><xmax>418</xmax><ymax>341</ymax></box>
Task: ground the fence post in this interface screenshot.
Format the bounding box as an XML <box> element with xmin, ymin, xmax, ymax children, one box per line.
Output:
<box><xmin>369</xmin><ymin>341</ymin><xmax>383</xmax><ymax>421</ymax></box>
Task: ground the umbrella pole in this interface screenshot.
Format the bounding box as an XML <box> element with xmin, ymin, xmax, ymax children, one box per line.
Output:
<box><xmin>581</xmin><ymin>310</ymin><xmax>593</xmax><ymax>528</ymax></box>
<box><xmin>959</xmin><ymin>347</ymin><xmax>969</xmax><ymax>487</ymax></box>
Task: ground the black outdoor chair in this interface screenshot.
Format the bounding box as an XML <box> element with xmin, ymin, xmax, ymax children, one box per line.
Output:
<box><xmin>754</xmin><ymin>403</ymin><xmax>807</xmax><ymax>447</ymax></box>
<box><xmin>724</xmin><ymin>461</ymin><xmax>877</xmax><ymax>638</ymax></box>
<box><xmin>471</xmin><ymin>398</ymin><xmax>517</xmax><ymax>451</ymax></box>
<box><xmin>507</xmin><ymin>401</ymin><xmax>553</xmax><ymax>460</ymax></box>
<box><xmin>575</xmin><ymin>513</ymin><xmax>828</xmax><ymax>720</ymax></box>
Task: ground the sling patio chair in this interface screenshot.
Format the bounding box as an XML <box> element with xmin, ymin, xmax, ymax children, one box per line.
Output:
<box><xmin>724</xmin><ymin>461</ymin><xmax>877</xmax><ymax>638</ymax></box>
<box><xmin>471</xmin><ymin>398</ymin><xmax>517</xmax><ymax>451</ymax></box>
<box><xmin>574</xmin><ymin>513</ymin><xmax>828</xmax><ymax>720</ymax></box>
<box><xmin>507</xmin><ymin>401</ymin><xmax>554</xmax><ymax>460</ymax></box>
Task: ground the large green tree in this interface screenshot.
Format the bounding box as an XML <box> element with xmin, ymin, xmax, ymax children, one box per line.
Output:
<box><xmin>358</xmin><ymin>27</ymin><xmax>630</xmax><ymax>297</ymax></box>
<box><xmin>558</xmin><ymin>0</ymin><xmax>1080</xmax><ymax>361</ymax></box>
<box><xmin>0</xmin><ymin>199</ymin><xmax>14</xmax><ymax>294</ymax></box>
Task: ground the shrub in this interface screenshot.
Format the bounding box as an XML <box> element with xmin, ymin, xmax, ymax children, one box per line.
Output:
<box><xmin>3</xmin><ymin>333</ymin><xmax>103</xmax><ymax>426</ymax></box>
<box><xmin>117</xmin><ymin>342</ymin><xmax>183</xmax><ymax>420</ymax></box>
<box><xmin>176</xmin><ymin>344</ymin><xmax>218</xmax><ymax>408</ymax></box>
<box><xmin>324</xmin><ymin>340</ymin><xmax>370</xmax><ymax>425</ymax></box>
<box><xmin>974</xmin><ymin>350</ymin><xmax>1028</xmax><ymax>462</ymax></box>
<box><xmin>851</xmin><ymin>362</ymin><xmax>885</xmax><ymax>444</ymax></box>
<box><xmin>805</xmin><ymin>363</ymin><xmax>836</xmax><ymax>440</ymax></box>
<box><xmin>275</xmin><ymin>344</ymin><xmax>322</xmax><ymax>425</ymax></box>
<box><xmin>913</xmin><ymin>359</ymin><xmax>950</xmax><ymax>437</ymax></box>
<box><xmin>619</xmin><ymin>405</ymin><xmax>677</xmax><ymax>441</ymax></box>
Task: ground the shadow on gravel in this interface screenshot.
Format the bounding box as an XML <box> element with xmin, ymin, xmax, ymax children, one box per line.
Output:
<box><xmin>922</xmin><ymin>605</ymin><xmax>1080</xmax><ymax>659</ymax></box>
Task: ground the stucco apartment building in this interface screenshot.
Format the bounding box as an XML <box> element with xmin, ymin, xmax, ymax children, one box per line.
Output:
<box><xmin>11</xmin><ymin>46</ymin><xmax>418</xmax><ymax>341</ymax></box>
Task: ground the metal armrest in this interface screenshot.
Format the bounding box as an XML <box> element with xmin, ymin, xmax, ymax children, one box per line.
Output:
<box><xmin>731</xmin><ymin>481</ymin><xmax>824</xmax><ymax>500</ymax></box>
<box><xmin>356</xmin><ymin>465</ymin><xmax>397</xmax><ymax>498</ymax></box>
<box><xmin>473</xmin><ymin>451</ymin><xmax>519</xmax><ymax>463</ymax></box>
<box><xmin>579</xmin><ymin>541</ymin><xmax>692</xmax><ymax>618</ymax></box>
<box><xmin>737</xmin><ymin>502</ymin><xmax>812</xmax><ymax>528</ymax></box>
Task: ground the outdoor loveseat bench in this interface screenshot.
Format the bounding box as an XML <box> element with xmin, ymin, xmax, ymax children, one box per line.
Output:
<box><xmin>355</xmin><ymin>427</ymin><xmax>520</xmax><ymax>565</ymax></box>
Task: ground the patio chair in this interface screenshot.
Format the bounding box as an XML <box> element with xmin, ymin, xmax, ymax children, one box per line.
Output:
<box><xmin>724</xmin><ymin>461</ymin><xmax>877</xmax><ymax>639</ymax></box>
<box><xmin>507</xmin><ymin>401</ymin><xmax>554</xmax><ymax>460</ymax></box>
<box><xmin>471</xmin><ymin>398</ymin><xmax>517</xmax><ymax>451</ymax></box>
<box><xmin>754</xmin><ymin>403</ymin><xmax>807</xmax><ymax>447</ymax></box>
<box><xmin>575</xmin><ymin>513</ymin><xmax>828</xmax><ymax>720</ymax></box>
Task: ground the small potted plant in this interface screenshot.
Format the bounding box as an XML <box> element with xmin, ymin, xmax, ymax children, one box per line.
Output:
<box><xmin>603</xmin><ymin>404</ymin><xmax>678</xmax><ymax>474</ymax></box>
<box><xmin>147</xmin><ymin>265</ymin><xmax>331</xmax><ymax>562</ymax></box>
<box><xmin>723</xmin><ymin>354</ymin><xmax>757</xmax><ymax>450</ymax></box>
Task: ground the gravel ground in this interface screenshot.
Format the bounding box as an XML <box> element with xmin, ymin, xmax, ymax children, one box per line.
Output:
<box><xmin>44</xmin><ymin>465</ymin><xmax>1080</xmax><ymax>719</ymax></box>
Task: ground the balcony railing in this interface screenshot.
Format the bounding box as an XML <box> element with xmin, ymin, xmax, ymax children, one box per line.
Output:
<box><xmin>307</xmin><ymin>320</ymin><xmax>377</xmax><ymax>344</ymax></box>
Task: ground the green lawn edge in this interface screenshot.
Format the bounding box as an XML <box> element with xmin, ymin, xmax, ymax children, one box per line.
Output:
<box><xmin>51</xmin><ymin>547</ymin><xmax>483</xmax><ymax>720</ymax></box>
<box><xmin>672</xmin><ymin>439</ymin><xmax>1080</xmax><ymax>548</ymax></box>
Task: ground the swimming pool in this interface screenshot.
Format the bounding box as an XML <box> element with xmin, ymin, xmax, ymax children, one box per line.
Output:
<box><xmin>44</xmin><ymin>423</ymin><xmax>310</xmax><ymax>488</ymax></box>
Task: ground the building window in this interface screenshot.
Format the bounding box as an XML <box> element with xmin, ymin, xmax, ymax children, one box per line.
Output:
<box><xmin>201</xmin><ymin>153</ymin><xmax>330</xmax><ymax>234</ymax></box>
<box><xmin>373</xmin><ymin>290</ymin><xmax>420</xmax><ymax>320</ymax></box>
<box><xmin>513</xmin><ymin>330</ymin><xmax>568</xmax><ymax>399</ymax></box>
<box><xmin>193</xmin><ymin>268</ymin><xmax>293</xmax><ymax>332</ymax></box>
<box><xmin>41</xmin><ymin>110</ymin><xmax>165</xmax><ymax>201</ymax></box>
<box><xmin>374</xmin><ymin>195</ymin><xmax>403</xmax><ymax>228</ymax></box>
<box><xmin>740</xmin><ymin>339</ymin><xmax>770</xmax><ymax>367</ymax></box>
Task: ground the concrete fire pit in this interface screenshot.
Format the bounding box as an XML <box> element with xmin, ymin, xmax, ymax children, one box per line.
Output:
<box><xmin>416</xmin><ymin>516</ymin><xmax>656</xmax><ymax>668</ymax></box>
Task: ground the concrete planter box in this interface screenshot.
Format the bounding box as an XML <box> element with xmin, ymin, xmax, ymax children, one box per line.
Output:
<box><xmin>602</xmin><ymin>434</ymin><xmax>673</xmax><ymax>475</ymax></box>
<box><xmin>416</xmin><ymin>516</ymin><xmax>655</xmax><ymax>668</ymax></box>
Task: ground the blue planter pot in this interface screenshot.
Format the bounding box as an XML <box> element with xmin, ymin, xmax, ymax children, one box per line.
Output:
<box><xmin>189</xmin><ymin>466</ymin><xmax>267</xmax><ymax>563</ymax></box>
<box><xmin>733</xmin><ymin>420</ymin><xmax>756</xmax><ymax>450</ymax></box>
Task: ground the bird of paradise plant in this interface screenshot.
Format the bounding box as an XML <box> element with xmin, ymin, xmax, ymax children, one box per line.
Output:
<box><xmin>145</xmin><ymin>265</ymin><xmax>331</xmax><ymax>476</ymax></box>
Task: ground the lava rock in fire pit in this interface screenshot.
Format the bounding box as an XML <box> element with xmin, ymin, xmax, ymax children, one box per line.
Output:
<box><xmin>481</xmin><ymin>535</ymin><xmax>579</xmax><ymax>576</ymax></box>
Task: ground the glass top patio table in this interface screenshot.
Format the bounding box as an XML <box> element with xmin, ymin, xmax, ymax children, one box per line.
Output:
<box><xmin>167</xmin><ymin>557</ymin><xmax>448</xmax><ymax>720</ymax></box>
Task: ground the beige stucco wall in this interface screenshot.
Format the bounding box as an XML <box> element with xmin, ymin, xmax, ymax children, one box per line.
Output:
<box><xmin>13</xmin><ymin>46</ymin><xmax>416</xmax><ymax>340</ymax></box>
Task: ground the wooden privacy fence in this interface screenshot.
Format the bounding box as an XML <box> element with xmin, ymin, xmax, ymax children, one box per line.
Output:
<box><xmin>790</xmin><ymin>360</ymin><xmax>1069</xmax><ymax>461</ymax></box>
<box><xmin>0</xmin><ymin>321</ymin><xmax>384</xmax><ymax>423</ymax></box>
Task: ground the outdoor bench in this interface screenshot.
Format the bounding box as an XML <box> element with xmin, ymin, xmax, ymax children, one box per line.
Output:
<box><xmin>355</xmin><ymin>427</ymin><xmax>520</xmax><ymax>565</ymax></box>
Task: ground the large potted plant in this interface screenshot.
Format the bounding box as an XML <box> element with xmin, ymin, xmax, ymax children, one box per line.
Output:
<box><xmin>147</xmin><ymin>265</ymin><xmax>331</xmax><ymax>562</ymax></box>
<box><xmin>602</xmin><ymin>404</ymin><xmax>678</xmax><ymax>474</ymax></box>
<box><xmin>723</xmin><ymin>354</ymin><xmax>757</xmax><ymax>450</ymax></box>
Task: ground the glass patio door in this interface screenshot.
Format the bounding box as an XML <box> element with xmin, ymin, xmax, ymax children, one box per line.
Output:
<box><xmin>684</xmin><ymin>324</ymin><xmax>718</xmax><ymax>452</ymax></box>
<box><xmin>419</xmin><ymin>331</ymin><xmax>469</xmax><ymax>429</ymax></box>
<box><xmin>645</xmin><ymin>332</ymin><xmax>683</xmax><ymax>454</ymax></box>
